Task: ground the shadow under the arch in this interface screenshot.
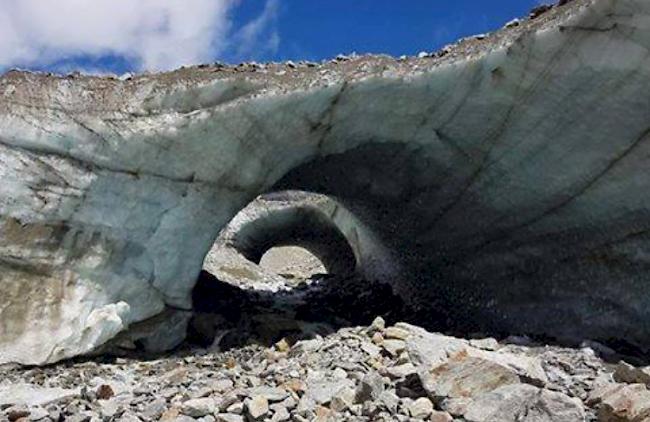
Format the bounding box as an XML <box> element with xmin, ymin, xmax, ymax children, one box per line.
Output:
<box><xmin>185</xmin><ymin>269</ymin><xmax>417</xmax><ymax>351</ymax></box>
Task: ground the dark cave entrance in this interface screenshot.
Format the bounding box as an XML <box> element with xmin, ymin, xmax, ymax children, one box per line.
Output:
<box><xmin>188</xmin><ymin>190</ymin><xmax>410</xmax><ymax>351</ymax></box>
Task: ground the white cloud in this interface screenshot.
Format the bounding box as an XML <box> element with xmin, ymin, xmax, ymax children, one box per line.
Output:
<box><xmin>232</xmin><ymin>0</ymin><xmax>280</xmax><ymax>60</ymax></box>
<box><xmin>0</xmin><ymin>0</ymin><xmax>281</xmax><ymax>72</ymax></box>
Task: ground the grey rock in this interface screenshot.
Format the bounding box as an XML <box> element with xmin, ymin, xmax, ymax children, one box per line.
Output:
<box><xmin>383</xmin><ymin>363</ymin><xmax>417</xmax><ymax>379</ymax></box>
<box><xmin>430</xmin><ymin>410</ymin><xmax>454</xmax><ymax>422</ymax></box>
<box><xmin>384</xmin><ymin>327</ymin><xmax>410</xmax><ymax>341</ymax></box>
<box><xmin>419</xmin><ymin>355</ymin><xmax>520</xmax><ymax>401</ymax></box>
<box><xmin>587</xmin><ymin>383</ymin><xmax>650</xmax><ymax>422</ymax></box>
<box><xmin>224</xmin><ymin>402</ymin><xmax>243</xmax><ymax>415</ymax></box>
<box><xmin>245</xmin><ymin>396</ymin><xmax>268</xmax><ymax>420</ymax></box>
<box><xmin>381</xmin><ymin>340</ymin><xmax>406</xmax><ymax>357</ymax></box>
<box><xmin>211</xmin><ymin>379</ymin><xmax>234</xmax><ymax>393</ymax></box>
<box><xmin>181</xmin><ymin>398</ymin><xmax>216</xmax><ymax>418</ymax></box>
<box><xmin>467</xmin><ymin>349</ymin><xmax>548</xmax><ymax>387</ymax></box>
<box><xmin>215</xmin><ymin>415</ymin><xmax>244</xmax><ymax>422</ymax></box>
<box><xmin>464</xmin><ymin>384</ymin><xmax>585</xmax><ymax>422</ymax></box>
<box><xmin>613</xmin><ymin>361</ymin><xmax>650</xmax><ymax>387</ymax></box>
<box><xmin>0</xmin><ymin>384</ymin><xmax>79</xmax><ymax>408</ymax></box>
<box><xmin>360</xmin><ymin>342</ymin><xmax>381</xmax><ymax>358</ymax></box>
<box><xmin>269</xmin><ymin>406</ymin><xmax>290</xmax><ymax>422</ymax></box>
<box><xmin>408</xmin><ymin>397</ymin><xmax>433</xmax><ymax>419</ymax></box>
<box><xmin>329</xmin><ymin>387</ymin><xmax>356</xmax><ymax>412</ymax></box>
<box><xmin>303</xmin><ymin>378</ymin><xmax>354</xmax><ymax>405</ymax></box>
<box><xmin>246</xmin><ymin>387</ymin><xmax>288</xmax><ymax>402</ymax></box>
<box><xmin>174</xmin><ymin>416</ymin><xmax>197</xmax><ymax>422</ymax></box>
<box><xmin>141</xmin><ymin>398</ymin><xmax>167</xmax><ymax>420</ymax></box>
<box><xmin>27</xmin><ymin>407</ymin><xmax>49</xmax><ymax>421</ymax></box>
<box><xmin>377</xmin><ymin>391</ymin><xmax>399</xmax><ymax>413</ymax></box>
<box><xmin>355</xmin><ymin>372</ymin><xmax>385</xmax><ymax>403</ymax></box>
<box><xmin>469</xmin><ymin>338</ymin><xmax>499</xmax><ymax>351</ymax></box>
<box><xmin>401</xmin><ymin>325</ymin><xmax>466</xmax><ymax>368</ymax></box>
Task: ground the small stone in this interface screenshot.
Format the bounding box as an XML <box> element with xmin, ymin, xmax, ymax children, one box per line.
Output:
<box><xmin>274</xmin><ymin>338</ymin><xmax>291</xmax><ymax>353</ymax></box>
<box><xmin>7</xmin><ymin>408</ymin><xmax>30</xmax><ymax>422</ymax></box>
<box><xmin>505</xmin><ymin>18</ymin><xmax>521</xmax><ymax>28</ymax></box>
<box><xmin>225</xmin><ymin>402</ymin><xmax>243</xmax><ymax>414</ymax></box>
<box><xmin>245</xmin><ymin>396</ymin><xmax>269</xmax><ymax>420</ymax></box>
<box><xmin>469</xmin><ymin>338</ymin><xmax>499</xmax><ymax>351</ymax></box>
<box><xmin>314</xmin><ymin>406</ymin><xmax>333</xmax><ymax>422</ymax></box>
<box><xmin>160</xmin><ymin>407</ymin><xmax>181</xmax><ymax>422</ymax></box>
<box><xmin>181</xmin><ymin>398</ymin><xmax>216</xmax><ymax>417</ymax></box>
<box><xmin>384</xmin><ymin>327</ymin><xmax>410</xmax><ymax>340</ymax></box>
<box><xmin>99</xmin><ymin>399</ymin><xmax>122</xmax><ymax>419</ymax></box>
<box><xmin>119</xmin><ymin>412</ymin><xmax>142</xmax><ymax>422</ymax></box>
<box><xmin>215</xmin><ymin>415</ymin><xmax>244</xmax><ymax>422</ymax></box>
<box><xmin>211</xmin><ymin>379</ymin><xmax>234</xmax><ymax>393</ymax></box>
<box><xmin>246</xmin><ymin>386</ymin><xmax>288</xmax><ymax>402</ymax></box>
<box><xmin>371</xmin><ymin>332</ymin><xmax>384</xmax><ymax>345</ymax></box>
<box><xmin>384</xmin><ymin>363</ymin><xmax>416</xmax><ymax>379</ymax></box>
<box><xmin>330</xmin><ymin>387</ymin><xmax>356</xmax><ymax>412</ymax></box>
<box><xmin>370</xmin><ymin>317</ymin><xmax>385</xmax><ymax>331</ymax></box>
<box><xmin>614</xmin><ymin>361</ymin><xmax>650</xmax><ymax>387</ymax></box>
<box><xmin>530</xmin><ymin>4</ymin><xmax>552</xmax><ymax>19</ymax></box>
<box><xmin>361</xmin><ymin>342</ymin><xmax>381</xmax><ymax>358</ymax></box>
<box><xmin>377</xmin><ymin>391</ymin><xmax>399</xmax><ymax>413</ymax></box>
<box><xmin>439</xmin><ymin>398</ymin><xmax>472</xmax><ymax>417</ymax></box>
<box><xmin>270</xmin><ymin>406</ymin><xmax>290</xmax><ymax>422</ymax></box>
<box><xmin>408</xmin><ymin>397</ymin><xmax>433</xmax><ymax>419</ymax></box>
<box><xmin>27</xmin><ymin>407</ymin><xmax>48</xmax><ymax>421</ymax></box>
<box><xmin>141</xmin><ymin>398</ymin><xmax>167</xmax><ymax>420</ymax></box>
<box><xmin>96</xmin><ymin>384</ymin><xmax>114</xmax><ymax>400</ymax></box>
<box><xmin>283</xmin><ymin>379</ymin><xmax>306</xmax><ymax>394</ymax></box>
<box><xmin>381</xmin><ymin>339</ymin><xmax>406</xmax><ymax>356</ymax></box>
<box><xmin>332</xmin><ymin>368</ymin><xmax>348</xmax><ymax>379</ymax></box>
<box><xmin>588</xmin><ymin>383</ymin><xmax>650</xmax><ymax>421</ymax></box>
<box><xmin>430</xmin><ymin>410</ymin><xmax>454</xmax><ymax>422</ymax></box>
<box><xmin>161</xmin><ymin>367</ymin><xmax>189</xmax><ymax>384</ymax></box>
<box><xmin>355</xmin><ymin>372</ymin><xmax>384</xmax><ymax>403</ymax></box>
<box><xmin>191</xmin><ymin>387</ymin><xmax>214</xmax><ymax>399</ymax></box>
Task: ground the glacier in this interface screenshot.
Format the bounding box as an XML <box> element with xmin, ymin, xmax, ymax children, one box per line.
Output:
<box><xmin>1</xmin><ymin>0</ymin><xmax>650</xmax><ymax>364</ymax></box>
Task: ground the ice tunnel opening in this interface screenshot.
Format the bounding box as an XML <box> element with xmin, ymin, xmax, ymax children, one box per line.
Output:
<box><xmin>258</xmin><ymin>246</ymin><xmax>328</xmax><ymax>282</ymax></box>
<box><xmin>187</xmin><ymin>190</ymin><xmax>411</xmax><ymax>351</ymax></box>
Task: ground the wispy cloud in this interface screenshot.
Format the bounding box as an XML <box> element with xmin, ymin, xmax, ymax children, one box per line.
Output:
<box><xmin>0</xmin><ymin>0</ymin><xmax>281</xmax><ymax>72</ymax></box>
<box><xmin>231</xmin><ymin>0</ymin><xmax>281</xmax><ymax>61</ymax></box>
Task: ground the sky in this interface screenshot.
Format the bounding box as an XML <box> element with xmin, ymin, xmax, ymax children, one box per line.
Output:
<box><xmin>0</xmin><ymin>0</ymin><xmax>548</xmax><ymax>75</ymax></box>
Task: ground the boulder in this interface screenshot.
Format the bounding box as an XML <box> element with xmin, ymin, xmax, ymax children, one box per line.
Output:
<box><xmin>464</xmin><ymin>384</ymin><xmax>585</xmax><ymax>422</ymax></box>
<box><xmin>418</xmin><ymin>352</ymin><xmax>520</xmax><ymax>402</ymax></box>
<box><xmin>588</xmin><ymin>383</ymin><xmax>650</xmax><ymax>422</ymax></box>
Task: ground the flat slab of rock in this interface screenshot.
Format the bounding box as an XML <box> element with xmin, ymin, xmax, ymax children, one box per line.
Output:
<box><xmin>0</xmin><ymin>384</ymin><xmax>79</xmax><ymax>407</ymax></box>
<box><xmin>588</xmin><ymin>383</ymin><xmax>650</xmax><ymax>421</ymax></box>
<box><xmin>419</xmin><ymin>352</ymin><xmax>520</xmax><ymax>401</ymax></box>
<box><xmin>464</xmin><ymin>384</ymin><xmax>585</xmax><ymax>422</ymax></box>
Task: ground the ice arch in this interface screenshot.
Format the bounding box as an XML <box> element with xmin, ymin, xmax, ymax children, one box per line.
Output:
<box><xmin>2</xmin><ymin>0</ymin><xmax>650</xmax><ymax>364</ymax></box>
<box><xmin>202</xmin><ymin>191</ymin><xmax>399</xmax><ymax>290</ymax></box>
<box><xmin>218</xmin><ymin>196</ymin><xmax>357</xmax><ymax>277</ymax></box>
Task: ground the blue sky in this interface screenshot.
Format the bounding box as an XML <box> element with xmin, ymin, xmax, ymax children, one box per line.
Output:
<box><xmin>0</xmin><ymin>0</ymin><xmax>545</xmax><ymax>74</ymax></box>
<box><xmin>231</xmin><ymin>0</ymin><xmax>543</xmax><ymax>62</ymax></box>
